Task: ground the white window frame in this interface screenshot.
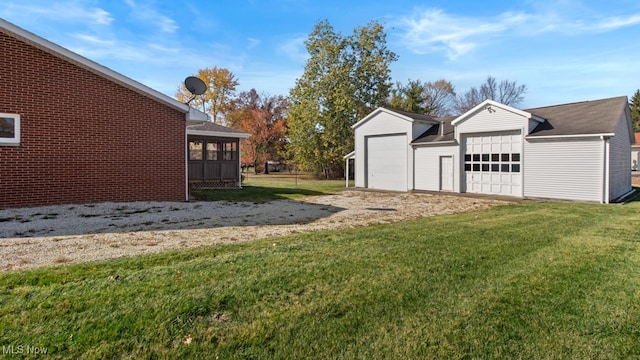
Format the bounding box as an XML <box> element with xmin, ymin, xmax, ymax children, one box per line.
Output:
<box><xmin>0</xmin><ymin>113</ymin><xmax>20</xmax><ymax>146</ymax></box>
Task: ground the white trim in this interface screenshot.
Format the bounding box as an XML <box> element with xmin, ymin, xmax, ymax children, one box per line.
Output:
<box><xmin>411</xmin><ymin>140</ymin><xmax>457</xmax><ymax>147</ymax></box>
<box><xmin>0</xmin><ymin>18</ymin><xmax>189</xmax><ymax>114</ymax></box>
<box><xmin>0</xmin><ymin>113</ymin><xmax>20</xmax><ymax>146</ymax></box>
<box><xmin>238</xmin><ymin>140</ymin><xmax>243</xmax><ymax>188</ymax></box>
<box><xmin>352</xmin><ymin>107</ymin><xmax>437</xmax><ymax>130</ymax></box>
<box><xmin>452</xmin><ymin>100</ymin><xmax>532</xmax><ymax>126</ymax></box>
<box><xmin>526</xmin><ymin>133</ymin><xmax>615</xmax><ymax>140</ymax></box>
<box><xmin>520</xmin><ymin>126</ymin><xmax>525</xmax><ymax>198</ymax></box>
<box><xmin>603</xmin><ymin>136</ymin><xmax>610</xmax><ymax>204</ymax></box>
<box><xmin>186</xmin><ymin>129</ymin><xmax>251</xmax><ymax>139</ymax></box>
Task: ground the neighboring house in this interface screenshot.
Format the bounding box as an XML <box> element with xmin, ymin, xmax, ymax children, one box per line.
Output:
<box><xmin>348</xmin><ymin>96</ymin><xmax>634</xmax><ymax>203</ymax></box>
<box><xmin>0</xmin><ymin>18</ymin><xmax>247</xmax><ymax>208</ymax></box>
<box><xmin>632</xmin><ymin>132</ymin><xmax>640</xmax><ymax>171</ymax></box>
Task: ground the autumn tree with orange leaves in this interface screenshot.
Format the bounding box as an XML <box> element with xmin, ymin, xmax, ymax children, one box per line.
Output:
<box><xmin>227</xmin><ymin>89</ymin><xmax>288</xmax><ymax>173</ymax></box>
<box><xmin>176</xmin><ymin>67</ymin><xmax>239</xmax><ymax>124</ymax></box>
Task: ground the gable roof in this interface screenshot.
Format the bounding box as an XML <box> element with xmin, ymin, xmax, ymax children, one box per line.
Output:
<box><xmin>451</xmin><ymin>99</ymin><xmax>537</xmax><ymax>126</ymax></box>
<box><xmin>411</xmin><ymin>116</ymin><xmax>457</xmax><ymax>145</ymax></box>
<box><xmin>352</xmin><ymin>107</ymin><xmax>438</xmax><ymax>129</ymax></box>
<box><xmin>187</xmin><ymin>121</ymin><xmax>250</xmax><ymax>138</ymax></box>
<box><xmin>0</xmin><ymin>18</ymin><xmax>201</xmax><ymax>118</ymax></box>
<box><xmin>526</xmin><ymin>96</ymin><xmax>628</xmax><ymax>138</ymax></box>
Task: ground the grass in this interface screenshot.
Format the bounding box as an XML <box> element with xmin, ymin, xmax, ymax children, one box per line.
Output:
<box><xmin>1</xmin><ymin>198</ymin><xmax>639</xmax><ymax>359</ymax></box>
<box><xmin>190</xmin><ymin>173</ymin><xmax>350</xmax><ymax>202</ymax></box>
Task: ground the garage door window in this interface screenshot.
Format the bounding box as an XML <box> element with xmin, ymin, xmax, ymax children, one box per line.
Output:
<box><xmin>465</xmin><ymin>152</ymin><xmax>520</xmax><ymax>173</ymax></box>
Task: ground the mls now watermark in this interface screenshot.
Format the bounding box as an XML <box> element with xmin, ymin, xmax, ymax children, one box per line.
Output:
<box><xmin>3</xmin><ymin>344</ymin><xmax>48</xmax><ymax>355</ymax></box>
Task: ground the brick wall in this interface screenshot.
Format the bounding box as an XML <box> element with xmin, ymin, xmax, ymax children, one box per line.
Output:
<box><xmin>0</xmin><ymin>32</ymin><xmax>186</xmax><ymax>208</ymax></box>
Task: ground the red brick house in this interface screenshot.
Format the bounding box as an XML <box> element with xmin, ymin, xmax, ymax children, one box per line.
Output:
<box><xmin>0</xmin><ymin>19</ymin><xmax>247</xmax><ymax>208</ymax></box>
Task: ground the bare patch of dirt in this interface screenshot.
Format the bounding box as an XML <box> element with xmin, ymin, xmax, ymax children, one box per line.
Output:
<box><xmin>0</xmin><ymin>191</ymin><xmax>511</xmax><ymax>271</ymax></box>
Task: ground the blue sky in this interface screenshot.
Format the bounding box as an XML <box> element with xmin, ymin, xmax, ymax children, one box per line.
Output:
<box><xmin>1</xmin><ymin>0</ymin><xmax>639</xmax><ymax>108</ymax></box>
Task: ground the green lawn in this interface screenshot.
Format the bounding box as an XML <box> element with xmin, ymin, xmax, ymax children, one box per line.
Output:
<box><xmin>190</xmin><ymin>173</ymin><xmax>350</xmax><ymax>202</ymax></box>
<box><xmin>1</xmin><ymin>199</ymin><xmax>639</xmax><ymax>358</ymax></box>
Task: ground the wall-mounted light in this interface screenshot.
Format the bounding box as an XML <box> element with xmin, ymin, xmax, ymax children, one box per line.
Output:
<box><xmin>485</xmin><ymin>105</ymin><xmax>495</xmax><ymax>113</ymax></box>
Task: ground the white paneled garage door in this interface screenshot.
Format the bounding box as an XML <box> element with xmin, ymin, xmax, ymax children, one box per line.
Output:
<box><xmin>463</xmin><ymin>131</ymin><xmax>521</xmax><ymax>196</ymax></box>
<box><xmin>366</xmin><ymin>134</ymin><xmax>407</xmax><ymax>191</ymax></box>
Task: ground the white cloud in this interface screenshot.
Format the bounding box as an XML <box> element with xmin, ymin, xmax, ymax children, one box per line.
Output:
<box><xmin>0</xmin><ymin>2</ymin><xmax>113</xmax><ymax>26</ymax></box>
<box><xmin>247</xmin><ymin>37</ymin><xmax>261</xmax><ymax>49</ymax></box>
<box><xmin>124</xmin><ymin>0</ymin><xmax>179</xmax><ymax>34</ymax></box>
<box><xmin>395</xmin><ymin>9</ymin><xmax>529</xmax><ymax>60</ymax></box>
<box><xmin>277</xmin><ymin>35</ymin><xmax>308</xmax><ymax>62</ymax></box>
<box><xmin>394</xmin><ymin>7</ymin><xmax>640</xmax><ymax>60</ymax></box>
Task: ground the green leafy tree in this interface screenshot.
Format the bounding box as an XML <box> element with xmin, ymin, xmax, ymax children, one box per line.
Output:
<box><xmin>388</xmin><ymin>79</ymin><xmax>456</xmax><ymax>116</ymax></box>
<box><xmin>288</xmin><ymin>20</ymin><xmax>397</xmax><ymax>178</ymax></box>
<box><xmin>630</xmin><ymin>89</ymin><xmax>640</xmax><ymax>132</ymax></box>
<box><xmin>388</xmin><ymin>79</ymin><xmax>429</xmax><ymax>114</ymax></box>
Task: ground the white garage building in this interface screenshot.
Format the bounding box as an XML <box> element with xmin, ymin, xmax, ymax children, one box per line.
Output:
<box><xmin>349</xmin><ymin>96</ymin><xmax>635</xmax><ymax>203</ymax></box>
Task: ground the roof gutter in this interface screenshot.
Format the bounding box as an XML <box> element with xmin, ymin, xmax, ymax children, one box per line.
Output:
<box><xmin>526</xmin><ymin>133</ymin><xmax>615</xmax><ymax>140</ymax></box>
<box><xmin>411</xmin><ymin>140</ymin><xmax>457</xmax><ymax>147</ymax></box>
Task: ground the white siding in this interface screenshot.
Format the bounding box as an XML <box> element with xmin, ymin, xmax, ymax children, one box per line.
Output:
<box><xmin>456</xmin><ymin>106</ymin><xmax>528</xmax><ymax>134</ymax></box>
<box><xmin>353</xmin><ymin>111</ymin><xmax>414</xmax><ymax>189</ymax></box>
<box><xmin>608</xmin><ymin>114</ymin><xmax>632</xmax><ymax>201</ymax></box>
<box><xmin>524</xmin><ymin>138</ymin><xmax>604</xmax><ymax>202</ymax></box>
<box><xmin>414</xmin><ymin>145</ymin><xmax>459</xmax><ymax>191</ymax></box>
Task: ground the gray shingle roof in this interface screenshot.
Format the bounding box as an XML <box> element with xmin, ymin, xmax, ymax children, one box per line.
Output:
<box><xmin>411</xmin><ymin>116</ymin><xmax>457</xmax><ymax>144</ymax></box>
<box><xmin>526</xmin><ymin>96</ymin><xmax>628</xmax><ymax>137</ymax></box>
<box><xmin>381</xmin><ymin>107</ymin><xmax>439</xmax><ymax>122</ymax></box>
<box><xmin>187</xmin><ymin>121</ymin><xmax>246</xmax><ymax>134</ymax></box>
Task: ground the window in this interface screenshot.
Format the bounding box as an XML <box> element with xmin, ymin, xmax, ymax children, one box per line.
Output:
<box><xmin>223</xmin><ymin>141</ymin><xmax>237</xmax><ymax>160</ymax></box>
<box><xmin>206</xmin><ymin>142</ymin><xmax>219</xmax><ymax>160</ymax></box>
<box><xmin>465</xmin><ymin>151</ymin><xmax>521</xmax><ymax>173</ymax></box>
<box><xmin>0</xmin><ymin>113</ymin><xmax>20</xmax><ymax>145</ymax></box>
<box><xmin>189</xmin><ymin>140</ymin><xmax>203</xmax><ymax>160</ymax></box>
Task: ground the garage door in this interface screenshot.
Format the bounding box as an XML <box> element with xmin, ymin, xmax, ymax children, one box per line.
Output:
<box><xmin>463</xmin><ymin>131</ymin><xmax>521</xmax><ymax>196</ymax></box>
<box><xmin>366</xmin><ymin>134</ymin><xmax>407</xmax><ymax>191</ymax></box>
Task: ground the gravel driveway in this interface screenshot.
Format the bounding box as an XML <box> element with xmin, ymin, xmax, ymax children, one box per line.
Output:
<box><xmin>0</xmin><ymin>191</ymin><xmax>510</xmax><ymax>271</ymax></box>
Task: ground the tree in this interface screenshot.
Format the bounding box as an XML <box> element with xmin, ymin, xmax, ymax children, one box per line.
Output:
<box><xmin>387</xmin><ymin>79</ymin><xmax>456</xmax><ymax>116</ymax></box>
<box><xmin>452</xmin><ymin>87</ymin><xmax>483</xmax><ymax>114</ymax></box>
<box><xmin>423</xmin><ymin>79</ymin><xmax>456</xmax><ymax>116</ymax></box>
<box><xmin>630</xmin><ymin>89</ymin><xmax>640</xmax><ymax>132</ymax></box>
<box><xmin>388</xmin><ymin>79</ymin><xmax>429</xmax><ymax>114</ymax></box>
<box><xmin>452</xmin><ymin>76</ymin><xmax>527</xmax><ymax>114</ymax></box>
<box><xmin>176</xmin><ymin>67</ymin><xmax>239</xmax><ymax>124</ymax></box>
<box><xmin>288</xmin><ymin>20</ymin><xmax>397</xmax><ymax>178</ymax></box>
<box><xmin>226</xmin><ymin>90</ymin><xmax>288</xmax><ymax>173</ymax></box>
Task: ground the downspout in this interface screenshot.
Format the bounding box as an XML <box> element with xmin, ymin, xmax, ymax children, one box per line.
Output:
<box><xmin>345</xmin><ymin>156</ymin><xmax>349</xmax><ymax>188</ymax></box>
<box><xmin>520</xmin><ymin>126</ymin><xmax>525</xmax><ymax>198</ymax></box>
<box><xmin>185</xmin><ymin>131</ymin><xmax>189</xmax><ymax>202</ymax></box>
<box><xmin>238</xmin><ymin>139</ymin><xmax>242</xmax><ymax>188</ymax></box>
<box><xmin>602</xmin><ymin>136</ymin><xmax>610</xmax><ymax>204</ymax></box>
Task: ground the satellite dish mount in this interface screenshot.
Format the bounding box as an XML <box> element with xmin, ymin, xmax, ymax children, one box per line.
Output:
<box><xmin>184</xmin><ymin>76</ymin><xmax>207</xmax><ymax>105</ymax></box>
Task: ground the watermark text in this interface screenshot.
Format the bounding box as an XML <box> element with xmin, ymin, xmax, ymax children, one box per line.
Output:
<box><xmin>2</xmin><ymin>345</ymin><xmax>48</xmax><ymax>355</ymax></box>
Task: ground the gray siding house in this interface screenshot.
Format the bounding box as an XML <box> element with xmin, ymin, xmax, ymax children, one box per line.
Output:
<box><xmin>349</xmin><ymin>96</ymin><xmax>634</xmax><ymax>203</ymax></box>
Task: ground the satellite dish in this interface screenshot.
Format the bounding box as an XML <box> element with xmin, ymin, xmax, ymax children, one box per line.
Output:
<box><xmin>185</xmin><ymin>76</ymin><xmax>207</xmax><ymax>96</ymax></box>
